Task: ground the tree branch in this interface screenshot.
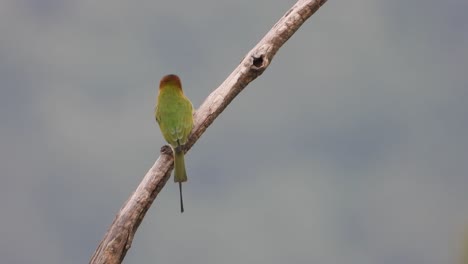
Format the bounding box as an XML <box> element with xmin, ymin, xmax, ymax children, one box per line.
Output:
<box><xmin>89</xmin><ymin>1</ymin><xmax>327</xmax><ymax>263</ymax></box>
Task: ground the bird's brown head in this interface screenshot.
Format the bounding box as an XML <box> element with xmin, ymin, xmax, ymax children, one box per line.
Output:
<box><xmin>159</xmin><ymin>74</ymin><xmax>182</xmax><ymax>90</ymax></box>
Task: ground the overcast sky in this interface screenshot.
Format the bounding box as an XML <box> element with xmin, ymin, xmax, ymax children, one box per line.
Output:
<box><xmin>1</xmin><ymin>0</ymin><xmax>468</xmax><ymax>263</ymax></box>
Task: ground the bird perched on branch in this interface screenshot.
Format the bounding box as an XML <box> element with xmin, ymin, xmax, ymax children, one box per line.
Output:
<box><xmin>155</xmin><ymin>74</ymin><xmax>194</xmax><ymax>213</ymax></box>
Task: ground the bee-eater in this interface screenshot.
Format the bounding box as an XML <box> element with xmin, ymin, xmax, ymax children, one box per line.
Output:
<box><xmin>155</xmin><ymin>74</ymin><xmax>194</xmax><ymax>213</ymax></box>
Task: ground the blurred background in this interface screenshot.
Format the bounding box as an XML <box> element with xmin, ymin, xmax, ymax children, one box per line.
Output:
<box><xmin>1</xmin><ymin>0</ymin><xmax>468</xmax><ymax>263</ymax></box>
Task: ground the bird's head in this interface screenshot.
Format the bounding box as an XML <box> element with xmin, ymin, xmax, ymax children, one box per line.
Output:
<box><xmin>159</xmin><ymin>74</ymin><xmax>183</xmax><ymax>91</ymax></box>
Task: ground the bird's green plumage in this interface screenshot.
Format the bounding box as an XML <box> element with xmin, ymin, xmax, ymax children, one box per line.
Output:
<box><xmin>155</xmin><ymin>74</ymin><xmax>193</xmax><ymax>213</ymax></box>
<box><xmin>155</xmin><ymin>84</ymin><xmax>193</xmax><ymax>150</ymax></box>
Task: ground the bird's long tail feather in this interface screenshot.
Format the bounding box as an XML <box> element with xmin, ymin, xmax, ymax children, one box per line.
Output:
<box><xmin>174</xmin><ymin>150</ymin><xmax>187</xmax><ymax>213</ymax></box>
<box><xmin>179</xmin><ymin>182</ymin><xmax>184</xmax><ymax>213</ymax></box>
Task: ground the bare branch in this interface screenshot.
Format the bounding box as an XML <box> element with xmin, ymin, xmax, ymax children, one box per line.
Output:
<box><xmin>90</xmin><ymin>1</ymin><xmax>327</xmax><ymax>263</ymax></box>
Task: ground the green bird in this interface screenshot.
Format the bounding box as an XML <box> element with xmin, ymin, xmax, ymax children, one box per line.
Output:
<box><xmin>155</xmin><ymin>74</ymin><xmax>194</xmax><ymax>213</ymax></box>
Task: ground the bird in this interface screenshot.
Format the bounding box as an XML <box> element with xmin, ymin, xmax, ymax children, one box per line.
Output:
<box><xmin>155</xmin><ymin>74</ymin><xmax>194</xmax><ymax>213</ymax></box>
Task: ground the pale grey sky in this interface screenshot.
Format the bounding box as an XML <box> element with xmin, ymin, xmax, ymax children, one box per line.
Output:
<box><xmin>1</xmin><ymin>1</ymin><xmax>467</xmax><ymax>263</ymax></box>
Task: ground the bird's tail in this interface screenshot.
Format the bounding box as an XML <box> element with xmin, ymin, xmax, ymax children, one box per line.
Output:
<box><xmin>174</xmin><ymin>149</ymin><xmax>187</xmax><ymax>213</ymax></box>
<box><xmin>174</xmin><ymin>150</ymin><xmax>187</xmax><ymax>182</ymax></box>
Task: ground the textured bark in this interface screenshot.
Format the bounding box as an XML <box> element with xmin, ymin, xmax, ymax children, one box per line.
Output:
<box><xmin>90</xmin><ymin>1</ymin><xmax>327</xmax><ymax>263</ymax></box>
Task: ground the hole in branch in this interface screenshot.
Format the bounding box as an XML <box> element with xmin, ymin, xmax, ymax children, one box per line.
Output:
<box><xmin>253</xmin><ymin>56</ymin><xmax>264</xmax><ymax>67</ymax></box>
